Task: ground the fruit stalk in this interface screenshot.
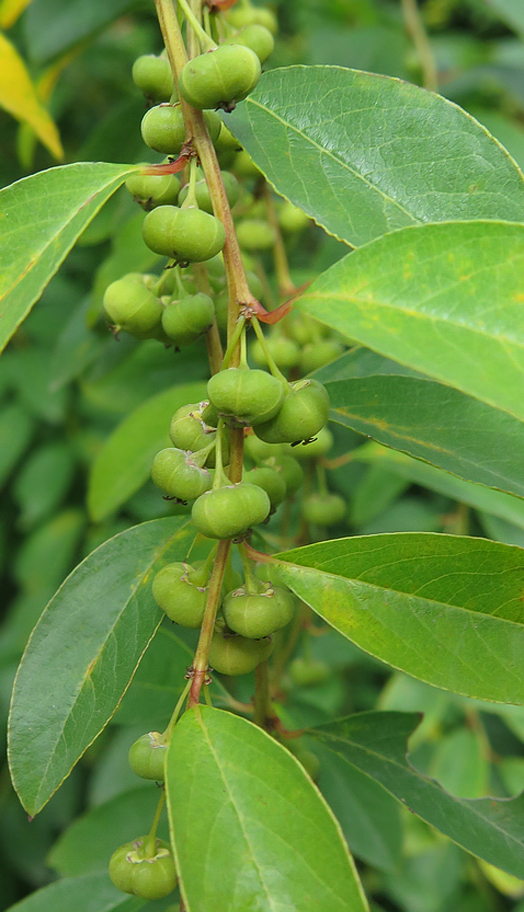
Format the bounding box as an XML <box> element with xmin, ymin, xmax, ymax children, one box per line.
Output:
<box><xmin>188</xmin><ymin>538</ymin><xmax>231</xmax><ymax>706</ymax></box>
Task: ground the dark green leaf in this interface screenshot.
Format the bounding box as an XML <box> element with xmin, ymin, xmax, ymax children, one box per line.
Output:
<box><xmin>166</xmin><ymin>706</ymin><xmax>369</xmax><ymax>912</ymax></box>
<box><xmin>0</xmin><ymin>404</ymin><xmax>32</xmax><ymax>488</ymax></box>
<box><xmin>276</xmin><ymin>533</ymin><xmax>524</xmax><ymax>703</ymax></box>
<box><xmin>24</xmin><ymin>0</ymin><xmax>140</xmax><ymax>64</ymax></box>
<box><xmin>6</xmin><ymin>873</ymin><xmax>144</xmax><ymax>912</ymax></box>
<box><xmin>8</xmin><ymin>517</ymin><xmax>193</xmax><ymax>816</ymax></box>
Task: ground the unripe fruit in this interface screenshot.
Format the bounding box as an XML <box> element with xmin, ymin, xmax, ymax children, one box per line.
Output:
<box><xmin>103</xmin><ymin>274</ymin><xmax>163</xmax><ymax>339</ymax></box>
<box><xmin>109</xmin><ymin>837</ymin><xmax>177</xmax><ymax>900</ymax></box>
<box><xmin>125</xmin><ymin>172</ymin><xmax>180</xmax><ymax>209</ymax></box>
<box><xmin>178</xmin><ymin>45</ymin><xmax>261</xmax><ymax>111</ymax></box>
<box><xmin>251</xmin><ymin>335</ymin><xmax>300</xmax><ymax>370</ymax></box>
<box><xmin>191</xmin><ymin>482</ymin><xmax>270</xmax><ymax>539</ymax></box>
<box><xmin>141</xmin><ymin>104</ymin><xmax>221</xmax><ymax>155</ymax></box>
<box><xmin>227</xmin><ymin>5</ymin><xmax>278</xmax><ymax>34</ymax></box>
<box><xmin>302</xmin><ymin>493</ymin><xmax>346</xmax><ymax>526</ymax></box>
<box><xmin>169</xmin><ymin>403</ymin><xmax>225</xmax><ymax>466</ymax></box>
<box><xmin>224</xmin><ymin>586</ymin><xmax>294</xmax><ymax>638</ymax></box>
<box><xmin>132</xmin><ymin>54</ymin><xmax>174</xmax><ymax>102</ymax></box>
<box><xmin>278</xmin><ymin>200</ymin><xmax>311</xmax><ymax>233</ymax></box>
<box><xmin>236</xmin><ymin>218</ymin><xmax>275</xmax><ymax>251</ymax></box>
<box><xmin>152</xmin><ymin>561</ymin><xmax>208</xmax><ymax>626</ymax></box>
<box><xmin>269</xmin><ymin>454</ymin><xmax>304</xmax><ymax>497</ymax></box>
<box><xmin>234</xmin><ymin>150</ymin><xmax>262</xmax><ymax>178</ymax></box>
<box><xmin>284</xmin><ymin>426</ymin><xmax>333</xmax><ymax>461</ymax></box>
<box><xmin>223</xmin><ymin>24</ymin><xmax>275</xmax><ymax>63</ymax></box>
<box><xmin>151</xmin><ymin>448</ymin><xmax>212</xmax><ymax>500</ymax></box>
<box><xmin>300</xmin><ymin>340</ymin><xmax>345</xmax><ymax>374</ymax></box>
<box><xmin>178</xmin><ymin>170</ymin><xmax>240</xmax><ymax>214</ymax></box>
<box><xmin>289</xmin><ymin>657</ymin><xmax>330</xmax><ymax>687</ymax></box>
<box><xmin>161</xmin><ymin>293</ymin><xmax>215</xmax><ymax>345</ymax></box>
<box><xmin>142</xmin><ymin>206</ymin><xmax>226</xmax><ymax>263</ymax></box>
<box><xmin>207</xmin><ymin>367</ymin><xmax>284</xmax><ymax>427</ymax></box>
<box><xmin>243</xmin><ymin>465</ymin><xmax>286</xmax><ymax>511</ymax></box>
<box><xmin>208</xmin><ymin>627</ymin><xmax>273</xmax><ymax>675</ymax></box>
<box><xmin>243</xmin><ymin>434</ymin><xmax>283</xmax><ymax>464</ymax></box>
<box><xmin>254</xmin><ymin>379</ymin><xmax>330</xmax><ymax>444</ymax></box>
<box><xmin>128</xmin><ymin>732</ymin><xmax>167</xmax><ymax>780</ymax></box>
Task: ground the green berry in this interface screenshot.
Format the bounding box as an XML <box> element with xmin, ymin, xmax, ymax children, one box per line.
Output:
<box><xmin>152</xmin><ymin>561</ymin><xmax>208</xmax><ymax>626</ymax></box>
<box><xmin>302</xmin><ymin>493</ymin><xmax>346</xmax><ymax>526</ymax></box>
<box><xmin>109</xmin><ymin>837</ymin><xmax>177</xmax><ymax>900</ymax></box>
<box><xmin>178</xmin><ymin>44</ymin><xmax>261</xmax><ymax>111</ymax></box>
<box><xmin>236</xmin><ymin>218</ymin><xmax>275</xmax><ymax>251</ymax></box>
<box><xmin>223</xmin><ymin>24</ymin><xmax>275</xmax><ymax>63</ymax></box>
<box><xmin>300</xmin><ymin>340</ymin><xmax>345</xmax><ymax>374</ymax></box>
<box><xmin>284</xmin><ymin>426</ymin><xmax>334</xmax><ymax>461</ymax></box>
<box><xmin>141</xmin><ymin>104</ymin><xmax>221</xmax><ymax>155</ymax></box>
<box><xmin>243</xmin><ymin>435</ymin><xmax>283</xmax><ymax>463</ymax></box>
<box><xmin>191</xmin><ymin>482</ymin><xmax>270</xmax><ymax>539</ymax></box>
<box><xmin>132</xmin><ymin>54</ymin><xmax>174</xmax><ymax>102</ymax></box>
<box><xmin>268</xmin><ymin>454</ymin><xmax>304</xmax><ymax>497</ymax></box>
<box><xmin>224</xmin><ymin>586</ymin><xmax>294</xmax><ymax>638</ymax></box>
<box><xmin>251</xmin><ymin>335</ymin><xmax>300</xmax><ymax>370</ymax></box>
<box><xmin>103</xmin><ymin>274</ymin><xmax>163</xmax><ymax>339</ymax></box>
<box><xmin>178</xmin><ymin>169</ymin><xmax>240</xmax><ymax>214</ymax></box>
<box><xmin>278</xmin><ymin>200</ymin><xmax>311</xmax><ymax>233</ymax></box>
<box><xmin>243</xmin><ymin>465</ymin><xmax>286</xmax><ymax>511</ymax></box>
<box><xmin>207</xmin><ymin>367</ymin><xmax>285</xmax><ymax>427</ymax></box>
<box><xmin>151</xmin><ymin>448</ymin><xmax>212</xmax><ymax>501</ymax></box>
<box><xmin>208</xmin><ymin>627</ymin><xmax>273</xmax><ymax>675</ymax></box>
<box><xmin>227</xmin><ymin>5</ymin><xmax>278</xmax><ymax>34</ymax></box>
<box><xmin>254</xmin><ymin>378</ymin><xmax>330</xmax><ymax>444</ymax></box>
<box><xmin>234</xmin><ymin>150</ymin><xmax>262</xmax><ymax>178</ymax></box>
<box><xmin>125</xmin><ymin>171</ymin><xmax>180</xmax><ymax>209</ymax></box>
<box><xmin>128</xmin><ymin>732</ymin><xmax>167</xmax><ymax>781</ymax></box>
<box><xmin>161</xmin><ymin>293</ymin><xmax>215</xmax><ymax>345</ymax></box>
<box><xmin>142</xmin><ymin>206</ymin><xmax>226</xmax><ymax>263</ymax></box>
<box><xmin>289</xmin><ymin>657</ymin><xmax>330</xmax><ymax>687</ymax></box>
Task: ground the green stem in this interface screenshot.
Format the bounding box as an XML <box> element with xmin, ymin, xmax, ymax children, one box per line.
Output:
<box><xmin>237</xmin><ymin>541</ymin><xmax>259</xmax><ymax>593</ymax></box>
<box><xmin>189</xmin><ymin>538</ymin><xmax>231</xmax><ymax>706</ymax></box>
<box><xmin>401</xmin><ymin>0</ymin><xmax>438</xmax><ymax>92</ymax></box>
<box><xmin>180</xmin><ymin>156</ymin><xmax>199</xmax><ymax>209</ymax></box>
<box><xmin>262</xmin><ymin>183</ymin><xmax>296</xmax><ymax>299</ymax></box>
<box><xmin>254</xmin><ymin>660</ymin><xmax>271</xmax><ymax>729</ymax></box>
<box><xmin>212</xmin><ymin>418</ymin><xmax>231</xmax><ymax>488</ymax></box>
<box><xmin>178</xmin><ymin>0</ymin><xmax>216</xmax><ymax>50</ymax></box>
<box><xmin>251</xmin><ymin>317</ymin><xmax>290</xmax><ymax>387</ymax></box>
<box><xmin>221</xmin><ymin>315</ymin><xmax>246</xmax><ymax>369</ymax></box>
<box><xmin>144</xmin><ymin>790</ymin><xmax>166</xmax><ymax>856</ymax></box>
<box><xmin>164</xmin><ymin>678</ymin><xmax>192</xmax><ymax>740</ymax></box>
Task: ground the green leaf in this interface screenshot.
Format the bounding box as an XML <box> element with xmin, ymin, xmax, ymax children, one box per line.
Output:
<box><xmin>297</xmin><ymin>221</ymin><xmax>524</xmax><ymax>422</ymax></box>
<box><xmin>6</xmin><ymin>872</ymin><xmax>143</xmax><ymax>912</ymax></box>
<box><xmin>166</xmin><ymin>705</ymin><xmax>369</xmax><ymax>912</ymax></box>
<box><xmin>228</xmin><ymin>67</ymin><xmax>524</xmax><ymax>247</ymax></box>
<box><xmin>13</xmin><ymin>442</ymin><xmax>75</xmax><ymax>529</ymax></box>
<box><xmin>24</xmin><ymin>0</ymin><xmax>139</xmax><ymax>65</ymax></box>
<box><xmin>353</xmin><ymin>442</ymin><xmax>524</xmax><ymax>529</ymax></box>
<box><xmin>0</xmin><ymin>404</ymin><xmax>33</xmax><ymax>488</ymax></box>
<box><xmin>321</xmin><ymin>349</ymin><xmax>524</xmax><ymax>498</ymax></box>
<box><xmin>488</xmin><ymin>0</ymin><xmax>524</xmax><ymax>36</ymax></box>
<box><xmin>309</xmin><ymin>712</ymin><xmax>524</xmax><ymax>879</ymax></box>
<box><xmin>87</xmin><ymin>382</ymin><xmax>207</xmax><ymax>521</ymax></box>
<box><xmin>8</xmin><ymin>517</ymin><xmax>193</xmax><ymax>816</ymax></box>
<box><xmin>48</xmin><ymin>786</ymin><xmax>169</xmax><ymax>877</ymax></box>
<box><xmin>275</xmin><ymin>533</ymin><xmax>524</xmax><ymax>703</ymax></box>
<box><xmin>0</xmin><ymin>162</ymin><xmax>138</xmax><ymax>353</ymax></box>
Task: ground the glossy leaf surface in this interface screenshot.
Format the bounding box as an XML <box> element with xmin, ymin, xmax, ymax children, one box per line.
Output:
<box><xmin>8</xmin><ymin>517</ymin><xmax>192</xmax><ymax>816</ymax></box>
<box><xmin>166</xmin><ymin>706</ymin><xmax>369</xmax><ymax>912</ymax></box>
<box><xmin>298</xmin><ymin>221</ymin><xmax>524</xmax><ymax>422</ymax></box>
<box><xmin>87</xmin><ymin>382</ymin><xmax>207</xmax><ymax>521</ymax></box>
<box><xmin>320</xmin><ymin>350</ymin><xmax>524</xmax><ymax>498</ymax></box>
<box><xmin>7</xmin><ymin>872</ymin><xmax>143</xmax><ymax>912</ymax></box>
<box><xmin>0</xmin><ymin>162</ymin><xmax>138</xmax><ymax>352</ymax></box>
<box><xmin>276</xmin><ymin>533</ymin><xmax>524</xmax><ymax>703</ymax></box>
<box><xmin>229</xmin><ymin>67</ymin><xmax>524</xmax><ymax>247</ymax></box>
<box><xmin>310</xmin><ymin>712</ymin><xmax>524</xmax><ymax>878</ymax></box>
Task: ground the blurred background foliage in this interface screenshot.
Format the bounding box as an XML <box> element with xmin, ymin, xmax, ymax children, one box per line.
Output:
<box><xmin>2</xmin><ymin>0</ymin><xmax>524</xmax><ymax>909</ymax></box>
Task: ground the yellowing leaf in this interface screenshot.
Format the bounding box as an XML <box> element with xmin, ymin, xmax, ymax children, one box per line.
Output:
<box><xmin>0</xmin><ymin>32</ymin><xmax>62</xmax><ymax>159</ymax></box>
<box><xmin>0</xmin><ymin>0</ymin><xmax>33</xmax><ymax>29</ymax></box>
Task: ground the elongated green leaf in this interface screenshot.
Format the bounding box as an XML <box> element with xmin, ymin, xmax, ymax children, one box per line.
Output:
<box><xmin>353</xmin><ymin>442</ymin><xmax>524</xmax><ymax>529</ymax></box>
<box><xmin>275</xmin><ymin>533</ymin><xmax>524</xmax><ymax>703</ymax></box>
<box><xmin>488</xmin><ymin>0</ymin><xmax>524</xmax><ymax>36</ymax></box>
<box><xmin>6</xmin><ymin>872</ymin><xmax>143</xmax><ymax>912</ymax></box>
<box><xmin>48</xmin><ymin>786</ymin><xmax>169</xmax><ymax>877</ymax></box>
<box><xmin>0</xmin><ymin>404</ymin><xmax>33</xmax><ymax>488</ymax></box>
<box><xmin>321</xmin><ymin>350</ymin><xmax>524</xmax><ymax>498</ymax></box>
<box><xmin>310</xmin><ymin>712</ymin><xmax>524</xmax><ymax>879</ymax></box>
<box><xmin>0</xmin><ymin>162</ymin><xmax>138</xmax><ymax>352</ymax></box>
<box><xmin>298</xmin><ymin>221</ymin><xmax>524</xmax><ymax>422</ymax></box>
<box><xmin>87</xmin><ymin>382</ymin><xmax>207</xmax><ymax>522</ymax></box>
<box><xmin>166</xmin><ymin>706</ymin><xmax>369</xmax><ymax>912</ymax></box>
<box><xmin>24</xmin><ymin>0</ymin><xmax>138</xmax><ymax>64</ymax></box>
<box><xmin>8</xmin><ymin>517</ymin><xmax>193</xmax><ymax>816</ymax></box>
<box><xmin>228</xmin><ymin>67</ymin><xmax>524</xmax><ymax>247</ymax></box>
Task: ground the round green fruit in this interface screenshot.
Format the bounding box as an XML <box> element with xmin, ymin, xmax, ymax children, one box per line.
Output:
<box><xmin>178</xmin><ymin>169</ymin><xmax>240</xmax><ymax>214</ymax></box>
<box><xmin>191</xmin><ymin>482</ymin><xmax>270</xmax><ymax>539</ymax></box>
<box><xmin>236</xmin><ymin>218</ymin><xmax>275</xmax><ymax>251</ymax></box>
<box><xmin>132</xmin><ymin>54</ymin><xmax>174</xmax><ymax>102</ymax></box>
<box><xmin>227</xmin><ymin>5</ymin><xmax>278</xmax><ymax>34</ymax></box>
<box><xmin>178</xmin><ymin>44</ymin><xmax>261</xmax><ymax>111</ymax></box>
<box><xmin>284</xmin><ymin>426</ymin><xmax>333</xmax><ymax>461</ymax></box>
<box><xmin>243</xmin><ymin>434</ymin><xmax>282</xmax><ymax>464</ymax></box>
<box><xmin>142</xmin><ymin>206</ymin><xmax>226</xmax><ymax>263</ymax></box>
<box><xmin>302</xmin><ymin>492</ymin><xmax>346</xmax><ymax>526</ymax></box>
<box><xmin>224</xmin><ymin>586</ymin><xmax>294</xmax><ymax>638</ymax></box>
<box><xmin>278</xmin><ymin>200</ymin><xmax>311</xmax><ymax>233</ymax></box>
<box><xmin>254</xmin><ymin>379</ymin><xmax>330</xmax><ymax>445</ymax></box>
<box><xmin>103</xmin><ymin>274</ymin><xmax>163</xmax><ymax>339</ymax></box>
<box><xmin>234</xmin><ymin>150</ymin><xmax>262</xmax><ymax>178</ymax></box>
<box><xmin>140</xmin><ymin>105</ymin><xmax>221</xmax><ymax>155</ymax></box>
<box><xmin>208</xmin><ymin>627</ymin><xmax>273</xmax><ymax>675</ymax></box>
<box><xmin>161</xmin><ymin>293</ymin><xmax>215</xmax><ymax>345</ymax></box>
<box><xmin>268</xmin><ymin>454</ymin><xmax>304</xmax><ymax>497</ymax></box>
<box><xmin>152</xmin><ymin>561</ymin><xmax>208</xmax><ymax>626</ymax></box>
<box><xmin>300</xmin><ymin>340</ymin><xmax>345</xmax><ymax>374</ymax></box>
<box><xmin>289</xmin><ymin>657</ymin><xmax>330</xmax><ymax>687</ymax></box>
<box><xmin>251</xmin><ymin>335</ymin><xmax>300</xmax><ymax>370</ymax></box>
<box><xmin>128</xmin><ymin>732</ymin><xmax>167</xmax><ymax>781</ymax></box>
<box><xmin>151</xmin><ymin>448</ymin><xmax>212</xmax><ymax>500</ymax></box>
<box><xmin>223</xmin><ymin>24</ymin><xmax>274</xmax><ymax>63</ymax></box>
<box><xmin>109</xmin><ymin>837</ymin><xmax>177</xmax><ymax>900</ymax></box>
<box><xmin>125</xmin><ymin>172</ymin><xmax>180</xmax><ymax>209</ymax></box>
<box><xmin>243</xmin><ymin>465</ymin><xmax>286</xmax><ymax>511</ymax></box>
<box><xmin>207</xmin><ymin>367</ymin><xmax>284</xmax><ymax>427</ymax></box>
